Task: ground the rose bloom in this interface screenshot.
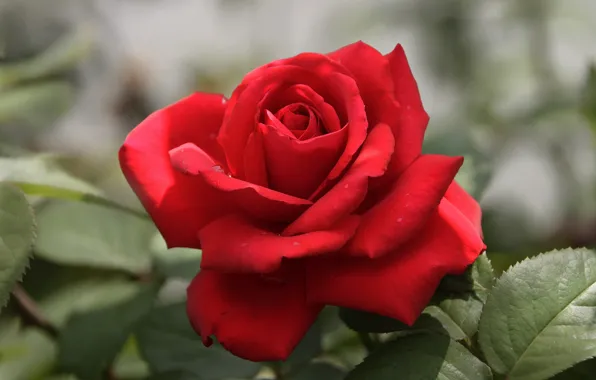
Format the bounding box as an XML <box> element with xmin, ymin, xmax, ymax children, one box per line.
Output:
<box><xmin>120</xmin><ymin>41</ymin><xmax>486</xmax><ymax>361</ymax></box>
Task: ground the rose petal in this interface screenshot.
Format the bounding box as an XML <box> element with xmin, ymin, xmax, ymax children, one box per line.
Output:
<box><xmin>219</xmin><ymin>56</ymin><xmax>356</xmax><ymax>178</ymax></box>
<box><xmin>187</xmin><ymin>265</ymin><xmax>322</xmax><ymax>361</ymax></box>
<box><xmin>119</xmin><ymin>92</ymin><xmax>227</xmax><ymax>248</ymax></box>
<box><xmin>347</xmin><ymin>154</ymin><xmax>464</xmax><ymax>258</ymax></box>
<box><xmin>385</xmin><ymin>106</ymin><xmax>429</xmax><ymax>176</ymax></box>
<box><xmin>200</xmin><ymin>214</ymin><xmax>360</xmax><ymax>273</ymax></box>
<box><xmin>328</xmin><ymin>41</ymin><xmax>398</xmax><ymax>127</ymax></box>
<box><xmin>445</xmin><ymin>181</ymin><xmax>483</xmax><ymax>237</ymax></box>
<box><xmin>259</xmin><ymin>120</ymin><xmax>348</xmax><ymax>199</ymax></box>
<box><xmin>309</xmin><ymin>72</ymin><xmax>368</xmax><ymax>199</ymax></box>
<box><xmin>283</xmin><ymin>123</ymin><xmax>394</xmax><ymax>236</ymax></box>
<box><xmin>243</xmin><ymin>131</ymin><xmax>268</xmax><ymax>187</ymax></box>
<box><xmin>386</xmin><ymin>43</ymin><xmax>424</xmax><ymax>109</ymax></box>
<box><xmin>169</xmin><ymin>142</ymin><xmax>311</xmax><ymax>223</ymax></box>
<box><xmin>372</xmin><ymin>44</ymin><xmax>429</xmax><ymax>184</ymax></box>
<box><xmin>264</xmin><ymin>84</ymin><xmax>341</xmax><ymax>133</ymax></box>
<box><xmin>306</xmin><ymin>197</ymin><xmax>486</xmax><ymax>325</ymax></box>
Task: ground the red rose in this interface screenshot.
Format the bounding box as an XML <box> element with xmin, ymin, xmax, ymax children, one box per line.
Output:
<box><xmin>119</xmin><ymin>41</ymin><xmax>485</xmax><ymax>361</ymax></box>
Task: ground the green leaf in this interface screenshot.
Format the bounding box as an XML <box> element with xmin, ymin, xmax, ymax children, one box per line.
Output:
<box><xmin>580</xmin><ymin>63</ymin><xmax>596</xmax><ymax>134</ymax></box>
<box><xmin>0</xmin><ymin>29</ymin><xmax>93</xmax><ymax>88</ymax></box>
<box><xmin>14</xmin><ymin>182</ymin><xmax>147</xmax><ymax>219</ymax></box>
<box><xmin>478</xmin><ymin>248</ymin><xmax>596</xmax><ymax>380</ymax></box>
<box><xmin>437</xmin><ymin>253</ymin><xmax>495</xmax><ymax>302</ymax></box>
<box><xmin>113</xmin><ymin>337</ymin><xmax>150</xmax><ymax>379</ymax></box>
<box><xmin>0</xmin><ymin>155</ymin><xmax>100</xmax><ymax>196</ymax></box>
<box><xmin>0</xmin><ymin>184</ymin><xmax>35</xmax><ymax>309</ymax></box>
<box><xmin>136</xmin><ymin>302</ymin><xmax>261</xmax><ymax>380</ymax></box>
<box><xmin>346</xmin><ymin>333</ymin><xmax>492</xmax><ymax>380</ymax></box>
<box><xmin>290</xmin><ymin>362</ymin><xmax>346</xmax><ymax>380</ymax></box>
<box><xmin>339</xmin><ymin>305</ymin><xmax>469</xmax><ymax>342</ymax></box>
<box><xmin>35</xmin><ymin>200</ymin><xmax>155</xmax><ymax>273</ymax></box>
<box><xmin>58</xmin><ymin>283</ymin><xmax>159</xmax><ymax>380</ymax></box>
<box><xmin>0</xmin><ymin>81</ymin><xmax>74</xmax><ymax>126</ymax></box>
<box><xmin>435</xmin><ymin>297</ymin><xmax>483</xmax><ymax>340</ymax></box>
<box><xmin>0</xmin><ymin>327</ymin><xmax>57</xmax><ymax>379</ymax></box>
<box><xmin>432</xmin><ymin>253</ymin><xmax>495</xmax><ymax>339</ymax></box>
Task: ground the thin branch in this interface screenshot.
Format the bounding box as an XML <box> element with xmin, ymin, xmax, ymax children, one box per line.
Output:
<box><xmin>11</xmin><ymin>284</ymin><xmax>58</xmax><ymax>338</ymax></box>
<box><xmin>358</xmin><ymin>332</ymin><xmax>377</xmax><ymax>353</ymax></box>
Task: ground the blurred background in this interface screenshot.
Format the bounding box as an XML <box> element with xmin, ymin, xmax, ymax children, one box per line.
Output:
<box><xmin>1</xmin><ymin>0</ymin><xmax>596</xmax><ymax>379</ymax></box>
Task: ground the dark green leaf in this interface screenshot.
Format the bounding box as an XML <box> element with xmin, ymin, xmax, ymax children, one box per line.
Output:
<box><xmin>0</xmin><ymin>183</ymin><xmax>35</xmax><ymax>309</ymax></box>
<box><xmin>551</xmin><ymin>358</ymin><xmax>596</xmax><ymax>379</ymax></box>
<box><xmin>340</xmin><ymin>305</ymin><xmax>467</xmax><ymax>341</ymax></box>
<box><xmin>478</xmin><ymin>248</ymin><xmax>596</xmax><ymax>380</ymax></box>
<box><xmin>281</xmin><ymin>320</ymin><xmax>322</xmax><ymax>374</ymax></box>
<box><xmin>339</xmin><ymin>307</ymin><xmax>408</xmax><ymax>333</ymax></box>
<box><xmin>137</xmin><ymin>302</ymin><xmax>261</xmax><ymax>380</ymax></box>
<box><xmin>432</xmin><ymin>253</ymin><xmax>495</xmax><ymax>339</ymax></box>
<box><xmin>58</xmin><ymin>283</ymin><xmax>158</xmax><ymax>380</ymax></box>
<box><xmin>346</xmin><ymin>333</ymin><xmax>492</xmax><ymax>380</ymax></box>
<box><xmin>35</xmin><ymin>200</ymin><xmax>155</xmax><ymax>273</ymax></box>
<box><xmin>437</xmin><ymin>253</ymin><xmax>495</xmax><ymax>301</ymax></box>
<box><xmin>290</xmin><ymin>362</ymin><xmax>346</xmax><ymax>380</ymax></box>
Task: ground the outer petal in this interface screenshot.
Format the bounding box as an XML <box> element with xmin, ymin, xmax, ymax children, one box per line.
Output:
<box><xmin>347</xmin><ymin>154</ymin><xmax>464</xmax><ymax>258</ymax></box>
<box><xmin>283</xmin><ymin>123</ymin><xmax>394</xmax><ymax>236</ymax></box>
<box><xmin>385</xmin><ymin>106</ymin><xmax>429</xmax><ymax>177</ymax></box>
<box><xmin>119</xmin><ymin>92</ymin><xmax>227</xmax><ymax>248</ymax></box>
<box><xmin>444</xmin><ymin>181</ymin><xmax>483</xmax><ymax>237</ymax></box>
<box><xmin>328</xmin><ymin>41</ymin><xmax>398</xmax><ymax>127</ymax></box>
<box><xmin>306</xmin><ymin>197</ymin><xmax>486</xmax><ymax>325</ymax></box>
<box><xmin>199</xmin><ymin>214</ymin><xmax>359</xmax><ymax>273</ymax></box>
<box><xmin>386</xmin><ymin>43</ymin><xmax>423</xmax><ymax>109</ymax></box>
<box><xmin>376</xmin><ymin>44</ymin><xmax>429</xmax><ymax>182</ymax></box>
<box><xmin>169</xmin><ymin>143</ymin><xmax>311</xmax><ymax>223</ymax></box>
<box><xmin>187</xmin><ymin>265</ymin><xmax>322</xmax><ymax>362</ymax></box>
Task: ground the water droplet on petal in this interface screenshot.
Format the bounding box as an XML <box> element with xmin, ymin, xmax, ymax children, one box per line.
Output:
<box><xmin>209</xmin><ymin>133</ymin><xmax>217</xmax><ymax>140</ymax></box>
<box><xmin>221</xmin><ymin>97</ymin><xmax>228</xmax><ymax>104</ymax></box>
<box><xmin>344</xmin><ymin>183</ymin><xmax>349</xmax><ymax>189</ymax></box>
<box><xmin>397</xmin><ymin>218</ymin><xmax>403</xmax><ymax>223</ymax></box>
<box><xmin>212</xmin><ymin>165</ymin><xmax>225</xmax><ymax>173</ymax></box>
<box><xmin>293</xmin><ymin>242</ymin><xmax>301</xmax><ymax>246</ymax></box>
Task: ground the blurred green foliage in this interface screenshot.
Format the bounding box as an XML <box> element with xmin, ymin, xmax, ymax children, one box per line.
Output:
<box><xmin>0</xmin><ymin>0</ymin><xmax>595</xmax><ymax>379</ymax></box>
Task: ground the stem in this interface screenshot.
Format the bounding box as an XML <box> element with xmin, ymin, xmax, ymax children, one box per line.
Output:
<box><xmin>271</xmin><ymin>362</ymin><xmax>285</xmax><ymax>380</ymax></box>
<box><xmin>11</xmin><ymin>284</ymin><xmax>58</xmax><ymax>338</ymax></box>
<box><xmin>358</xmin><ymin>332</ymin><xmax>377</xmax><ymax>353</ymax></box>
<box><xmin>12</xmin><ymin>284</ymin><xmax>120</xmax><ymax>379</ymax></box>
